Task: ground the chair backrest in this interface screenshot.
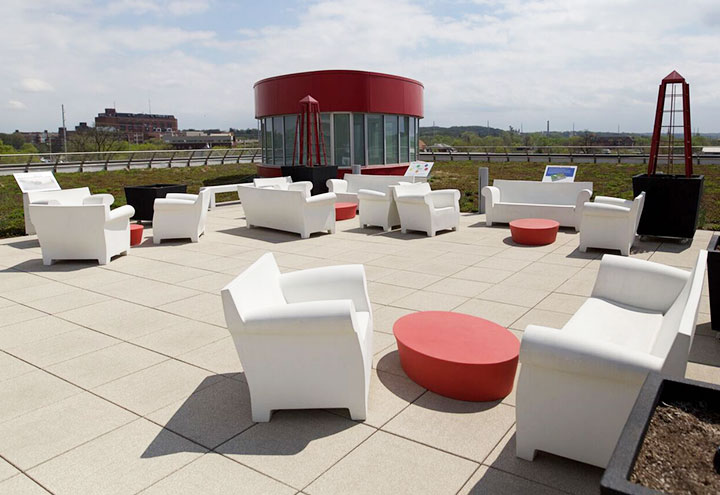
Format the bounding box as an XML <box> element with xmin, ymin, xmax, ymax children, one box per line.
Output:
<box><xmin>493</xmin><ymin>180</ymin><xmax>593</xmax><ymax>205</ymax></box>
<box><xmin>30</xmin><ymin>203</ymin><xmax>108</xmax><ymax>245</ymax></box>
<box><xmin>344</xmin><ymin>174</ymin><xmax>410</xmax><ymax>194</ymax></box>
<box><xmin>392</xmin><ymin>182</ymin><xmax>431</xmax><ymax>199</ymax></box>
<box><xmin>27</xmin><ymin>187</ymin><xmax>91</xmax><ymax>205</ymax></box>
<box><xmin>221</xmin><ymin>253</ymin><xmax>286</xmax><ymax>331</ymax></box>
<box><xmin>253</xmin><ymin>177</ymin><xmax>292</xmax><ymax>189</ymax></box>
<box><xmin>237</xmin><ymin>185</ymin><xmax>306</xmax><ymax>226</ymax></box>
<box><xmin>651</xmin><ymin>250</ymin><xmax>708</xmax><ymax>374</ymax></box>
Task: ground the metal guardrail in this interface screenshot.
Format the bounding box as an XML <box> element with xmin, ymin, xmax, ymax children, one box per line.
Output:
<box><xmin>0</xmin><ymin>148</ymin><xmax>262</xmax><ymax>175</ymax></box>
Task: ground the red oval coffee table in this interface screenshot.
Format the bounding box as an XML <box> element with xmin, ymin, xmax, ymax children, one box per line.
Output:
<box><xmin>335</xmin><ymin>202</ymin><xmax>357</xmax><ymax>221</ymax></box>
<box><xmin>393</xmin><ymin>311</ymin><xmax>519</xmax><ymax>401</ymax></box>
<box><xmin>509</xmin><ymin>218</ymin><xmax>560</xmax><ymax>245</ymax></box>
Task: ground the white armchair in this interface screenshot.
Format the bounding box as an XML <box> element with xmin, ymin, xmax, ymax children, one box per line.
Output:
<box><xmin>152</xmin><ymin>191</ymin><xmax>211</xmax><ymax>244</ymax></box>
<box><xmin>392</xmin><ymin>182</ymin><xmax>461</xmax><ymax>236</ymax></box>
<box><xmin>29</xmin><ymin>202</ymin><xmax>135</xmax><ymax>265</ymax></box>
<box><xmin>221</xmin><ymin>253</ymin><xmax>373</xmax><ymax>422</ymax></box>
<box><xmin>358</xmin><ymin>187</ymin><xmax>400</xmax><ymax>232</ymax></box>
<box><xmin>516</xmin><ymin>251</ymin><xmax>707</xmax><ymax>468</ymax></box>
<box><xmin>579</xmin><ymin>192</ymin><xmax>645</xmax><ymax>256</ymax></box>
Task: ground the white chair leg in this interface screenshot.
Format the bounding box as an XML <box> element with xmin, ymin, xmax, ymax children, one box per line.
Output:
<box><xmin>42</xmin><ymin>255</ymin><xmax>53</xmax><ymax>266</ymax></box>
<box><xmin>301</xmin><ymin>232</ymin><xmax>310</xmax><ymax>239</ymax></box>
<box><xmin>251</xmin><ymin>407</ymin><xmax>273</xmax><ymax>423</ymax></box>
<box><xmin>153</xmin><ymin>236</ymin><xmax>161</xmax><ymax>245</ymax></box>
<box><xmin>401</xmin><ymin>228</ymin><xmax>407</xmax><ymax>234</ymax></box>
<box><xmin>515</xmin><ymin>441</ymin><xmax>537</xmax><ymax>462</ymax></box>
<box><xmin>98</xmin><ymin>256</ymin><xmax>109</xmax><ymax>265</ymax></box>
<box><xmin>348</xmin><ymin>405</ymin><xmax>367</xmax><ymax>421</ymax></box>
<box><xmin>578</xmin><ymin>245</ymin><xmax>587</xmax><ymax>253</ymax></box>
<box><xmin>190</xmin><ymin>235</ymin><xmax>200</xmax><ymax>243</ymax></box>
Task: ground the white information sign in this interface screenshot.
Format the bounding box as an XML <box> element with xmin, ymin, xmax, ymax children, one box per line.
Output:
<box><xmin>13</xmin><ymin>171</ymin><xmax>61</xmax><ymax>193</ymax></box>
<box><xmin>405</xmin><ymin>161</ymin><xmax>434</xmax><ymax>178</ymax></box>
<box><xmin>542</xmin><ymin>165</ymin><xmax>577</xmax><ymax>183</ymax></box>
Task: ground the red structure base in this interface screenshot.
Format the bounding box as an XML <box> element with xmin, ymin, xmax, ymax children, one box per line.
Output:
<box><xmin>335</xmin><ymin>202</ymin><xmax>357</xmax><ymax>221</ymax></box>
<box><xmin>509</xmin><ymin>218</ymin><xmax>559</xmax><ymax>245</ymax></box>
<box><xmin>129</xmin><ymin>224</ymin><xmax>144</xmax><ymax>246</ymax></box>
<box><xmin>393</xmin><ymin>311</ymin><xmax>519</xmax><ymax>402</ymax></box>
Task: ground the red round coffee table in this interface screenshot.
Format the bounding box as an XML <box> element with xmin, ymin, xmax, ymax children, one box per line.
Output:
<box><xmin>509</xmin><ymin>218</ymin><xmax>560</xmax><ymax>245</ymax></box>
<box><xmin>335</xmin><ymin>202</ymin><xmax>357</xmax><ymax>221</ymax></box>
<box><xmin>129</xmin><ymin>224</ymin><xmax>144</xmax><ymax>246</ymax></box>
<box><xmin>393</xmin><ymin>311</ymin><xmax>519</xmax><ymax>401</ymax></box>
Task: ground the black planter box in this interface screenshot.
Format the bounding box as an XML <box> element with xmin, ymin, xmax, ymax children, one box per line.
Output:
<box><xmin>281</xmin><ymin>165</ymin><xmax>338</xmax><ymax>195</ymax></box>
<box><xmin>708</xmin><ymin>234</ymin><xmax>720</xmax><ymax>331</ymax></box>
<box><xmin>601</xmin><ymin>374</ymin><xmax>720</xmax><ymax>494</ymax></box>
<box><xmin>632</xmin><ymin>174</ymin><xmax>704</xmax><ymax>239</ymax></box>
<box><xmin>124</xmin><ymin>183</ymin><xmax>187</xmax><ymax>221</ymax></box>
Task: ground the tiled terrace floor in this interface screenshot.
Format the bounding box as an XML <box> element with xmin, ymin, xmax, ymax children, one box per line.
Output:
<box><xmin>0</xmin><ymin>204</ymin><xmax>717</xmax><ymax>495</ymax></box>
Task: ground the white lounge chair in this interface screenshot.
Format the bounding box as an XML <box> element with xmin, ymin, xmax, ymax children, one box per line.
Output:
<box><xmin>579</xmin><ymin>192</ymin><xmax>646</xmax><ymax>256</ymax></box>
<box><xmin>221</xmin><ymin>253</ymin><xmax>373</xmax><ymax>422</ymax></box>
<box><xmin>152</xmin><ymin>191</ymin><xmax>211</xmax><ymax>244</ymax></box>
<box><xmin>516</xmin><ymin>251</ymin><xmax>707</xmax><ymax>468</ymax></box>
<box><xmin>30</xmin><ymin>201</ymin><xmax>135</xmax><ymax>265</ymax></box>
<box><xmin>392</xmin><ymin>182</ymin><xmax>460</xmax><ymax>236</ymax></box>
<box><xmin>357</xmin><ymin>186</ymin><xmax>400</xmax><ymax>232</ymax></box>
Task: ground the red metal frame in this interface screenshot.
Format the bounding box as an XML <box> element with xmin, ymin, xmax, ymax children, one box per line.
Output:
<box><xmin>291</xmin><ymin>95</ymin><xmax>328</xmax><ymax>167</ymax></box>
<box><xmin>647</xmin><ymin>70</ymin><xmax>693</xmax><ymax>177</ymax></box>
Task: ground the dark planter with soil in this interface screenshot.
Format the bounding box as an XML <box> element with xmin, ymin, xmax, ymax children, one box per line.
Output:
<box><xmin>601</xmin><ymin>374</ymin><xmax>720</xmax><ymax>494</ymax></box>
<box><xmin>281</xmin><ymin>165</ymin><xmax>338</xmax><ymax>195</ymax></box>
<box><xmin>632</xmin><ymin>174</ymin><xmax>704</xmax><ymax>239</ymax></box>
<box><xmin>124</xmin><ymin>183</ymin><xmax>187</xmax><ymax>221</ymax></box>
<box><xmin>708</xmin><ymin>233</ymin><xmax>720</xmax><ymax>332</ymax></box>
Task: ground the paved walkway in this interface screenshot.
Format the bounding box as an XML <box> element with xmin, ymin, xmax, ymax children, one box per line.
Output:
<box><xmin>0</xmin><ymin>204</ymin><xmax>716</xmax><ymax>494</ymax></box>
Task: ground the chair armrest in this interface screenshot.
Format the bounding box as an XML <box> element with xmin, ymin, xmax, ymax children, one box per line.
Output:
<box><xmin>521</xmin><ymin>324</ymin><xmax>664</xmax><ymax>383</ymax></box>
<box><xmin>326</xmin><ymin>179</ymin><xmax>348</xmax><ymax>193</ymax></box>
<box><xmin>481</xmin><ymin>186</ymin><xmax>500</xmax><ymax>206</ymax></box>
<box><xmin>582</xmin><ymin>202</ymin><xmax>631</xmax><ymax>218</ymax></box>
<box><xmin>594</xmin><ymin>196</ymin><xmax>633</xmax><ymax>208</ymax></box>
<box><xmin>83</xmin><ymin>194</ymin><xmax>115</xmax><ymax>206</ymax></box>
<box><xmin>395</xmin><ymin>194</ymin><xmax>429</xmax><ymax>205</ymax></box>
<box><xmin>107</xmin><ymin>205</ymin><xmax>135</xmax><ymax>222</ymax></box>
<box><xmin>288</xmin><ymin>182</ymin><xmax>313</xmax><ymax>197</ymax></box>
<box><xmin>575</xmin><ymin>189</ymin><xmax>593</xmax><ymax>210</ymax></box>
<box><xmin>427</xmin><ymin>189</ymin><xmax>460</xmax><ymax>208</ymax></box>
<box><xmin>242</xmin><ymin>299</ymin><xmax>358</xmax><ymax>336</ymax></box>
<box><xmin>280</xmin><ymin>264</ymin><xmax>370</xmax><ymax>313</ymax></box>
<box><xmin>305</xmin><ymin>192</ymin><xmax>336</xmax><ymax>205</ymax></box>
<box><xmin>165</xmin><ymin>193</ymin><xmax>198</xmax><ymax>202</ymax></box>
<box><xmin>592</xmin><ymin>255</ymin><xmax>690</xmax><ymax>313</ymax></box>
<box><xmin>357</xmin><ymin>189</ymin><xmax>388</xmax><ymax>200</ymax></box>
<box><xmin>153</xmin><ymin>198</ymin><xmax>196</xmax><ymax>211</ymax></box>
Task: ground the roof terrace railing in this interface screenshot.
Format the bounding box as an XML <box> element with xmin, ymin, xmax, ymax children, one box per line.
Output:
<box><xmin>0</xmin><ymin>148</ymin><xmax>262</xmax><ymax>175</ymax></box>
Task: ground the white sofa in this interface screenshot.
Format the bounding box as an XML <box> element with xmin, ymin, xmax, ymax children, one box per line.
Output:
<box><xmin>579</xmin><ymin>192</ymin><xmax>645</xmax><ymax>256</ymax></box>
<box><xmin>152</xmin><ymin>191</ymin><xmax>211</xmax><ymax>244</ymax></box>
<box><xmin>327</xmin><ymin>174</ymin><xmax>412</xmax><ymax>204</ymax></box>
<box><xmin>253</xmin><ymin>177</ymin><xmax>313</xmax><ymax>197</ymax></box>
<box><xmin>221</xmin><ymin>252</ymin><xmax>373</xmax><ymax>422</ymax></box>
<box><xmin>482</xmin><ymin>180</ymin><xmax>593</xmax><ymax>230</ymax></box>
<box><xmin>29</xmin><ymin>202</ymin><xmax>135</xmax><ymax>265</ymax></box>
<box><xmin>392</xmin><ymin>182</ymin><xmax>460</xmax><ymax>237</ymax></box>
<box><xmin>237</xmin><ymin>184</ymin><xmax>336</xmax><ymax>239</ymax></box>
<box><xmin>516</xmin><ymin>251</ymin><xmax>707</xmax><ymax>468</ymax></box>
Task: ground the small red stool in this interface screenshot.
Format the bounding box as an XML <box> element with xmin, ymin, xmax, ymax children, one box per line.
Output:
<box><xmin>509</xmin><ymin>218</ymin><xmax>560</xmax><ymax>245</ymax></box>
<box><xmin>393</xmin><ymin>311</ymin><xmax>519</xmax><ymax>401</ymax></box>
<box><xmin>335</xmin><ymin>202</ymin><xmax>357</xmax><ymax>221</ymax></box>
<box><xmin>129</xmin><ymin>224</ymin><xmax>144</xmax><ymax>246</ymax></box>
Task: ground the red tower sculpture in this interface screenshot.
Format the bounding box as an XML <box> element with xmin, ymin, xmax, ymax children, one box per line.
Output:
<box><xmin>647</xmin><ymin>70</ymin><xmax>693</xmax><ymax>177</ymax></box>
<box><xmin>291</xmin><ymin>95</ymin><xmax>328</xmax><ymax>167</ymax></box>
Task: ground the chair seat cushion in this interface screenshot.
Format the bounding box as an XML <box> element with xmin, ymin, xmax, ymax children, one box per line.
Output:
<box><xmin>562</xmin><ymin>297</ymin><xmax>663</xmax><ymax>353</ymax></box>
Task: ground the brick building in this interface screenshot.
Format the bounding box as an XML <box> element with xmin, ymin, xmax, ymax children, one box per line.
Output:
<box><xmin>94</xmin><ymin>108</ymin><xmax>178</xmax><ymax>142</ymax></box>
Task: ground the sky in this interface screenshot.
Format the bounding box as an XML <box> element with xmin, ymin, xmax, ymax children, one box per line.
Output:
<box><xmin>2</xmin><ymin>0</ymin><xmax>720</xmax><ymax>134</ymax></box>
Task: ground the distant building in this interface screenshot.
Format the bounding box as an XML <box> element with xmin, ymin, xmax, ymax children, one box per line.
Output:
<box><xmin>163</xmin><ymin>132</ymin><xmax>234</xmax><ymax>149</ymax></box>
<box><xmin>94</xmin><ymin>108</ymin><xmax>178</xmax><ymax>142</ymax></box>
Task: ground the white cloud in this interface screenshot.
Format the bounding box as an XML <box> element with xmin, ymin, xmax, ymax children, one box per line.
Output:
<box><xmin>18</xmin><ymin>78</ymin><xmax>54</xmax><ymax>93</ymax></box>
<box><xmin>7</xmin><ymin>100</ymin><xmax>27</xmax><ymax>110</ymax></box>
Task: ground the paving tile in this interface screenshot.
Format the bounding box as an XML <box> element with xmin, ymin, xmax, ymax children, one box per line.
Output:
<box><xmin>373</xmin><ymin>344</ymin><xmax>405</xmax><ymax>377</ymax></box>
<box><xmin>177</xmin><ymin>272</ymin><xmax>236</xmax><ymax>293</ymax></box>
<box><xmin>100</xmin><ymin>278</ymin><xmax>201</xmax><ymax>307</ymax></box>
<box><xmin>7</xmin><ymin>328</ymin><xmax>119</xmax><ymax>367</ymax></box>
<box><xmin>424</xmin><ymin>278</ymin><xmax>491</xmax><ymax>298</ymax></box>
<box><xmin>473</xmin><ymin>257</ymin><xmax>532</xmax><ymax>272</ymax></box>
<box><xmin>555</xmin><ymin>275</ymin><xmax>596</xmax><ymax>297</ymax></box>
<box><xmin>0</xmin><ymin>370</ymin><xmax>82</xmax><ymax>425</ymax></box>
<box><xmin>476</xmin><ymin>285</ymin><xmax>550</xmax><ymax>308</ymax></box>
<box><xmin>54</xmin><ymin>299</ymin><xmax>145</xmax><ymax>328</ymax></box>
<box><xmin>0</xmin><ymin>305</ymin><xmax>46</xmax><ymax>329</ymax></box>
<box><xmin>217</xmin><ymin>410</ymin><xmax>374</xmax><ymax>489</ymax></box>
<box><xmin>372</xmin><ymin>331</ymin><xmax>396</xmax><ymax>355</ymax></box>
<box><xmin>453</xmin><ymin>266</ymin><xmax>514</xmax><ymax>284</ymax></box>
<box><xmin>452</xmin><ymin>299</ymin><xmax>528</xmax><ymax>328</ymax></box>
<box><xmin>93</xmin><ymin>360</ymin><xmax>220</xmax><ymax>416</ymax></box>
<box><xmin>372</xmin><ymin>306</ymin><xmax>415</xmax><ymax>334</ymax></box>
<box><xmin>499</xmin><ymin>271</ymin><xmax>569</xmax><ymax>291</ymax></box>
<box><xmin>376</xmin><ymin>270</ymin><xmax>442</xmax><ymax>289</ymax></box>
<box><xmin>0</xmin><ymin>316</ymin><xmax>82</xmax><ymax>350</ymax></box>
<box><xmin>23</xmin><ymin>289</ymin><xmax>110</xmax><ymax>314</ymax></box>
<box><xmin>140</xmin><ymin>453</ymin><xmax>296</xmax><ymax>495</ymax></box>
<box><xmin>0</xmin><ymin>392</ymin><xmax>136</xmax><ymax>470</ymax></box>
<box><xmin>0</xmin><ymin>474</ymin><xmax>51</xmax><ymax>494</ymax></box>
<box><xmin>131</xmin><ymin>320</ymin><xmax>227</xmax><ymax>357</ymax></box>
<box><xmin>366</xmin><ymin>282</ymin><xmax>416</xmax><ymax>305</ymax></box>
<box><xmin>28</xmin><ymin>419</ymin><xmax>204</xmax><ymax>495</ymax></box>
<box><xmin>459</xmin><ymin>465</ymin><xmax>565</xmax><ymax>494</ymax></box>
<box><xmin>176</xmin><ymin>336</ymin><xmax>242</xmax><ymax>374</ymax></box>
<box><xmin>391</xmin><ymin>291</ymin><xmax>469</xmax><ymax>312</ymax></box>
<box><xmin>535</xmin><ymin>293</ymin><xmax>588</xmax><ymax>315</ymax></box>
<box><xmin>305</xmin><ymin>431</ymin><xmax>478</xmax><ymax>495</ymax></box>
<box><xmin>147</xmin><ymin>377</ymin><xmax>254</xmax><ymax>450</ymax></box>
<box><xmin>483</xmin><ymin>428</ymin><xmax>603</xmax><ymax>495</ymax></box>
<box><xmin>0</xmin><ymin>282</ymin><xmax>82</xmax><ymax>304</ymax></box>
<box><xmin>0</xmin><ymin>457</ymin><xmax>19</xmax><ymax>483</ymax></box>
<box><xmin>157</xmin><ymin>293</ymin><xmax>224</xmax><ymax>321</ymax></box>
<box><xmin>46</xmin><ymin>342</ymin><xmax>167</xmax><ymax>389</ymax></box>
<box><xmin>510</xmin><ymin>308</ymin><xmax>573</xmax><ymax>331</ymax></box>
<box><xmin>383</xmin><ymin>392</ymin><xmax>515</xmax><ymax>462</ymax></box>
